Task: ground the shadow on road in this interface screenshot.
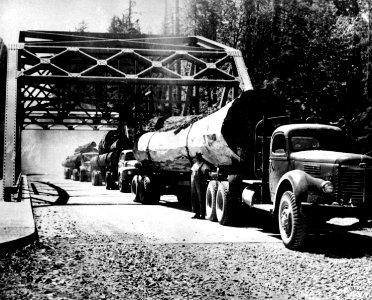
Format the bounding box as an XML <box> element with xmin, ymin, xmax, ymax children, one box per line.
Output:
<box><xmin>302</xmin><ymin>231</ymin><xmax>372</xmax><ymax>258</ymax></box>
<box><xmin>253</xmin><ymin>215</ymin><xmax>372</xmax><ymax>258</ymax></box>
<box><xmin>222</xmin><ymin>208</ymin><xmax>372</xmax><ymax>258</ymax></box>
<box><xmin>30</xmin><ymin>181</ymin><xmax>70</xmax><ymax>205</ymax></box>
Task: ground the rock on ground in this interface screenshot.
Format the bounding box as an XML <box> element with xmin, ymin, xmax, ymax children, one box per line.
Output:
<box><xmin>1</xmin><ymin>207</ymin><xmax>372</xmax><ymax>299</ymax></box>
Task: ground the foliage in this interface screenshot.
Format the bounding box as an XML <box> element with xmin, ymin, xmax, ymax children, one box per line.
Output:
<box><xmin>108</xmin><ymin>0</ymin><xmax>141</xmax><ymax>34</ymax></box>
<box><xmin>186</xmin><ymin>0</ymin><xmax>372</xmax><ymax>153</ymax></box>
<box><xmin>75</xmin><ymin>20</ymin><xmax>88</xmax><ymax>33</ymax></box>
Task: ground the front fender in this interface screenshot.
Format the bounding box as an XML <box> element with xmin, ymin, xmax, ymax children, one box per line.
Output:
<box><xmin>274</xmin><ymin>170</ymin><xmax>326</xmax><ymax>213</ymax></box>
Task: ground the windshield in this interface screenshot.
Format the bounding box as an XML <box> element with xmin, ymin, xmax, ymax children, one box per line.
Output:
<box><xmin>290</xmin><ymin>129</ymin><xmax>351</xmax><ymax>152</ymax></box>
<box><xmin>124</xmin><ymin>152</ymin><xmax>135</xmax><ymax>161</ymax></box>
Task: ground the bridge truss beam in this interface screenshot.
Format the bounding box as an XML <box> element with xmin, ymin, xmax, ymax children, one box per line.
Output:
<box><xmin>1</xmin><ymin>31</ymin><xmax>253</xmax><ymax>200</ymax></box>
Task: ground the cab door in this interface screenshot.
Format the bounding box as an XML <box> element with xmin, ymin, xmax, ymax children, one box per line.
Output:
<box><xmin>269</xmin><ymin>132</ymin><xmax>290</xmax><ymax>201</ymax></box>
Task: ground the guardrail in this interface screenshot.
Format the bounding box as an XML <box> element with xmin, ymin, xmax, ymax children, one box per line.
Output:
<box><xmin>4</xmin><ymin>173</ymin><xmax>23</xmax><ymax>202</ymax></box>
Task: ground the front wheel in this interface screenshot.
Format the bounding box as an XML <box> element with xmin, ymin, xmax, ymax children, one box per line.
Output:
<box><xmin>118</xmin><ymin>174</ymin><xmax>128</xmax><ymax>193</ymax></box>
<box><xmin>278</xmin><ymin>191</ymin><xmax>307</xmax><ymax>250</ymax></box>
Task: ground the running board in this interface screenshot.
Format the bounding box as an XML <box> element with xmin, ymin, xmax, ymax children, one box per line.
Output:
<box><xmin>252</xmin><ymin>204</ymin><xmax>274</xmax><ymax>214</ymax></box>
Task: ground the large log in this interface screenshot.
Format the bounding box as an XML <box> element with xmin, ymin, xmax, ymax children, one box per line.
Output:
<box><xmin>90</xmin><ymin>152</ymin><xmax>118</xmax><ymax>171</ymax></box>
<box><xmin>62</xmin><ymin>152</ymin><xmax>98</xmax><ymax>169</ymax></box>
<box><xmin>98</xmin><ymin>131</ymin><xmax>130</xmax><ymax>154</ymax></box>
<box><xmin>134</xmin><ymin>90</ymin><xmax>285</xmax><ymax>173</ymax></box>
<box><xmin>61</xmin><ymin>154</ymin><xmax>81</xmax><ymax>169</ymax></box>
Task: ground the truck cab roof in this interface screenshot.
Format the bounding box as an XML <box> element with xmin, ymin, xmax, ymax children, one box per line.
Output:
<box><xmin>272</xmin><ymin>123</ymin><xmax>351</xmax><ymax>154</ymax></box>
<box><xmin>273</xmin><ymin>123</ymin><xmax>342</xmax><ymax>136</ymax></box>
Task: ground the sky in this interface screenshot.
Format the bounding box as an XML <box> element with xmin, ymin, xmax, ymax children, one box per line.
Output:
<box><xmin>0</xmin><ymin>0</ymin><xmax>180</xmax><ymax>44</ymax></box>
<box><xmin>21</xmin><ymin>130</ymin><xmax>108</xmax><ymax>176</ymax></box>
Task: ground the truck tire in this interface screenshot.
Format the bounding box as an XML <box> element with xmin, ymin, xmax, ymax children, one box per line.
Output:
<box><xmin>278</xmin><ymin>191</ymin><xmax>307</xmax><ymax>250</ymax></box>
<box><xmin>91</xmin><ymin>171</ymin><xmax>96</xmax><ymax>185</ymax></box>
<box><xmin>216</xmin><ymin>181</ymin><xmax>236</xmax><ymax>226</ymax></box>
<box><xmin>105</xmin><ymin>172</ymin><xmax>115</xmax><ymax>190</ymax></box>
<box><xmin>139</xmin><ymin>175</ymin><xmax>159</xmax><ymax>204</ymax></box>
<box><xmin>118</xmin><ymin>175</ymin><xmax>125</xmax><ymax>193</ymax></box>
<box><xmin>97</xmin><ymin>173</ymin><xmax>103</xmax><ymax>186</ymax></box>
<box><xmin>119</xmin><ymin>173</ymin><xmax>130</xmax><ymax>193</ymax></box>
<box><xmin>92</xmin><ymin>171</ymin><xmax>102</xmax><ymax>186</ymax></box>
<box><xmin>64</xmin><ymin>169</ymin><xmax>71</xmax><ymax>179</ymax></box>
<box><xmin>206</xmin><ymin>180</ymin><xmax>218</xmax><ymax>221</ymax></box>
<box><xmin>72</xmin><ymin>169</ymin><xmax>79</xmax><ymax>181</ymax></box>
<box><xmin>132</xmin><ymin>175</ymin><xmax>141</xmax><ymax>202</ymax></box>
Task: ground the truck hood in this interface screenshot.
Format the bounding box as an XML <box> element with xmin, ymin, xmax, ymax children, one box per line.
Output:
<box><xmin>290</xmin><ymin>150</ymin><xmax>372</xmax><ymax>166</ymax></box>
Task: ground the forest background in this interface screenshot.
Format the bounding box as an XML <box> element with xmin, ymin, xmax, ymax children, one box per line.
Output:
<box><xmin>105</xmin><ymin>0</ymin><xmax>372</xmax><ymax>153</ymax></box>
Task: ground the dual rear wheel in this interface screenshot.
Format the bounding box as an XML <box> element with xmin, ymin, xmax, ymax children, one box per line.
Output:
<box><xmin>206</xmin><ymin>180</ymin><xmax>236</xmax><ymax>226</ymax></box>
<box><xmin>131</xmin><ymin>175</ymin><xmax>160</xmax><ymax>204</ymax></box>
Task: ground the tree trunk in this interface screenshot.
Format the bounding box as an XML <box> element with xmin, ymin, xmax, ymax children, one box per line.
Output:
<box><xmin>134</xmin><ymin>90</ymin><xmax>285</xmax><ymax>173</ymax></box>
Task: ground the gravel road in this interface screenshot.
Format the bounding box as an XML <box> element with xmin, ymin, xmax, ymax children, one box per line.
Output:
<box><xmin>2</xmin><ymin>201</ymin><xmax>372</xmax><ymax>299</ymax></box>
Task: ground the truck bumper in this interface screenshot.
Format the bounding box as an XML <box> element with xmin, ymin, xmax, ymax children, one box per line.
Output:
<box><xmin>301</xmin><ymin>202</ymin><xmax>372</xmax><ymax>219</ymax></box>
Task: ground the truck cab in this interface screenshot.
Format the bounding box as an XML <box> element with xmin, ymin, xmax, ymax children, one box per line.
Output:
<box><xmin>117</xmin><ymin>150</ymin><xmax>139</xmax><ymax>192</ymax></box>
<box><xmin>265</xmin><ymin>123</ymin><xmax>372</xmax><ymax>248</ymax></box>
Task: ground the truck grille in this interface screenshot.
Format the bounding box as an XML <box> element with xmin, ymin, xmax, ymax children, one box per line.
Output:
<box><xmin>333</xmin><ymin>167</ymin><xmax>372</xmax><ymax>206</ymax></box>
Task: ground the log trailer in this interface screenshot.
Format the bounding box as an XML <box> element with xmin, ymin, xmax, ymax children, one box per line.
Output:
<box><xmin>62</xmin><ymin>142</ymin><xmax>98</xmax><ymax>181</ymax></box>
<box><xmin>90</xmin><ymin>131</ymin><xmax>132</xmax><ymax>189</ymax></box>
<box><xmin>131</xmin><ymin>89</ymin><xmax>372</xmax><ymax>250</ymax></box>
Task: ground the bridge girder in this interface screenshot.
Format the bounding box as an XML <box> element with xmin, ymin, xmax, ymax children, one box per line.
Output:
<box><xmin>1</xmin><ymin>30</ymin><xmax>252</xmax><ymax>200</ymax></box>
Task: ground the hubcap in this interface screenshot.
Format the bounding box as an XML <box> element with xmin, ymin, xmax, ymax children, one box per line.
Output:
<box><xmin>280</xmin><ymin>206</ymin><xmax>292</xmax><ymax>237</ymax></box>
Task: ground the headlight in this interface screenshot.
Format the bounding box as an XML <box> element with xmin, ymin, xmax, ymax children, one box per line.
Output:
<box><xmin>321</xmin><ymin>181</ymin><xmax>334</xmax><ymax>194</ymax></box>
<box><xmin>127</xmin><ymin>170</ymin><xmax>132</xmax><ymax>175</ymax></box>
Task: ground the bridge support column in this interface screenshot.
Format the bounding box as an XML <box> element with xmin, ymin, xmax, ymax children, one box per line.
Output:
<box><xmin>1</xmin><ymin>45</ymin><xmax>21</xmax><ymax>201</ymax></box>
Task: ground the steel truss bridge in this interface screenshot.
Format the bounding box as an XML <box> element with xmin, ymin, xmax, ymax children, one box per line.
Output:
<box><xmin>1</xmin><ymin>30</ymin><xmax>252</xmax><ymax>200</ymax></box>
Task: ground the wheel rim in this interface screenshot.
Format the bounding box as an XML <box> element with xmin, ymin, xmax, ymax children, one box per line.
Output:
<box><xmin>280</xmin><ymin>203</ymin><xmax>292</xmax><ymax>238</ymax></box>
<box><xmin>279</xmin><ymin>195</ymin><xmax>294</xmax><ymax>242</ymax></box>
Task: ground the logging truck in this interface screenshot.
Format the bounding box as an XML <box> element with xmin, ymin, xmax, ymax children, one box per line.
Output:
<box><xmin>90</xmin><ymin>131</ymin><xmax>132</xmax><ymax>189</ymax></box>
<box><xmin>131</xmin><ymin>89</ymin><xmax>372</xmax><ymax>250</ymax></box>
<box><xmin>62</xmin><ymin>142</ymin><xmax>98</xmax><ymax>181</ymax></box>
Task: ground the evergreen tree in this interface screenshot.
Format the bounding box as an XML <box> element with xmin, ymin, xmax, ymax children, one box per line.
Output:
<box><xmin>108</xmin><ymin>0</ymin><xmax>141</xmax><ymax>34</ymax></box>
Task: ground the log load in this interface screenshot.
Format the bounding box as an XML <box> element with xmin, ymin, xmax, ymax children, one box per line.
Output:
<box><xmin>74</xmin><ymin>141</ymin><xmax>98</xmax><ymax>154</ymax></box>
<box><xmin>90</xmin><ymin>152</ymin><xmax>118</xmax><ymax>171</ymax></box>
<box><xmin>61</xmin><ymin>154</ymin><xmax>82</xmax><ymax>169</ymax></box>
<box><xmin>134</xmin><ymin>89</ymin><xmax>285</xmax><ymax>173</ymax></box>
<box><xmin>62</xmin><ymin>141</ymin><xmax>98</xmax><ymax>169</ymax></box>
<box><xmin>98</xmin><ymin>131</ymin><xmax>131</xmax><ymax>155</ymax></box>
